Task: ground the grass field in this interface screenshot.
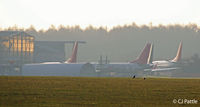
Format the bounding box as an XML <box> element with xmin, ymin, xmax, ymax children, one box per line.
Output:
<box><xmin>0</xmin><ymin>76</ymin><xmax>200</xmax><ymax>107</ymax></box>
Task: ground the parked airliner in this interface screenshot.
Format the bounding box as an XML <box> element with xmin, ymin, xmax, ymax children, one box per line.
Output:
<box><xmin>96</xmin><ymin>43</ymin><xmax>152</xmax><ymax>73</ymax></box>
<box><xmin>145</xmin><ymin>42</ymin><xmax>182</xmax><ymax>72</ymax></box>
<box><xmin>22</xmin><ymin>41</ymin><xmax>97</xmax><ymax>76</ymax></box>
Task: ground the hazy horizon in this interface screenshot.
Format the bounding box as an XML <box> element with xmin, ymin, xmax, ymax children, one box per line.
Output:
<box><xmin>1</xmin><ymin>23</ymin><xmax>199</xmax><ymax>62</ymax></box>
<box><xmin>1</xmin><ymin>22</ymin><xmax>200</xmax><ymax>32</ymax></box>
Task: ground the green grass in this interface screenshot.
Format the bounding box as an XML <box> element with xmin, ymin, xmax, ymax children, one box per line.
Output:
<box><xmin>0</xmin><ymin>76</ymin><xmax>200</xmax><ymax>107</ymax></box>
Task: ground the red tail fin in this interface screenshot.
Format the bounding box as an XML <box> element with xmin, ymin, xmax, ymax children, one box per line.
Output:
<box><xmin>172</xmin><ymin>42</ymin><xmax>182</xmax><ymax>62</ymax></box>
<box><xmin>66</xmin><ymin>41</ymin><xmax>78</xmax><ymax>63</ymax></box>
<box><xmin>130</xmin><ymin>43</ymin><xmax>151</xmax><ymax>64</ymax></box>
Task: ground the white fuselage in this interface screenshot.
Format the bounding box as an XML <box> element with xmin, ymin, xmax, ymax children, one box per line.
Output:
<box><xmin>22</xmin><ymin>62</ymin><xmax>150</xmax><ymax>76</ymax></box>
<box><xmin>152</xmin><ymin>60</ymin><xmax>176</xmax><ymax>68</ymax></box>
<box><xmin>22</xmin><ymin>63</ymin><xmax>95</xmax><ymax>76</ymax></box>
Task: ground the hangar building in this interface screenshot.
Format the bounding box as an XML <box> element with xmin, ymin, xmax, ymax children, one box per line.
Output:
<box><xmin>0</xmin><ymin>31</ymin><xmax>34</xmax><ymax>75</ymax></box>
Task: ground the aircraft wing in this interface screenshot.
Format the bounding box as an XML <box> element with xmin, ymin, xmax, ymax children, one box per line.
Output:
<box><xmin>144</xmin><ymin>67</ymin><xmax>180</xmax><ymax>72</ymax></box>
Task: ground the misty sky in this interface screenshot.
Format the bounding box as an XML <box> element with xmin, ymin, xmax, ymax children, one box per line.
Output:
<box><xmin>0</xmin><ymin>0</ymin><xmax>200</xmax><ymax>30</ymax></box>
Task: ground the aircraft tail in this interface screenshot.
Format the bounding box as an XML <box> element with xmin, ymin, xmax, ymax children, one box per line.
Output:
<box><xmin>171</xmin><ymin>42</ymin><xmax>182</xmax><ymax>62</ymax></box>
<box><xmin>65</xmin><ymin>41</ymin><xmax>78</xmax><ymax>63</ymax></box>
<box><xmin>148</xmin><ymin>43</ymin><xmax>154</xmax><ymax>64</ymax></box>
<box><xmin>130</xmin><ymin>43</ymin><xmax>151</xmax><ymax>64</ymax></box>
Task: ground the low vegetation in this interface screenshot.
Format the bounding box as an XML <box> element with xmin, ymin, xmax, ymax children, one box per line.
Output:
<box><xmin>0</xmin><ymin>76</ymin><xmax>199</xmax><ymax>107</ymax></box>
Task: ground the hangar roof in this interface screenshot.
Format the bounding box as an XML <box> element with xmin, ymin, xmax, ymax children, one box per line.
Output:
<box><xmin>0</xmin><ymin>31</ymin><xmax>34</xmax><ymax>37</ymax></box>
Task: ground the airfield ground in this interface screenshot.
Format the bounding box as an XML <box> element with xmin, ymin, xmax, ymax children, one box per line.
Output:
<box><xmin>0</xmin><ymin>76</ymin><xmax>199</xmax><ymax>107</ymax></box>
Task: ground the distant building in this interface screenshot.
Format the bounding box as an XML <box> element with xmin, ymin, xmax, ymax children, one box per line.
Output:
<box><xmin>33</xmin><ymin>41</ymin><xmax>86</xmax><ymax>63</ymax></box>
<box><xmin>33</xmin><ymin>41</ymin><xmax>65</xmax><ymax>63</ymax></box>
<box><xmin>0</xmin><ymin>31</ymin><xmax>34</xmax><ymax>74</ymax></box>
<box><xmin>0</xmin><ymin>32</ymin><xmax>86</xmax><ymax>75</ymax></box>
